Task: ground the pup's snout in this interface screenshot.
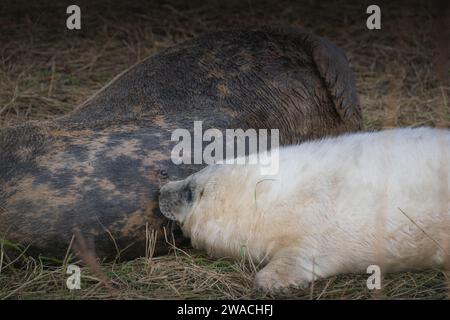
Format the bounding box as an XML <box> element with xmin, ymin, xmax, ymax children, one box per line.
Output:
<box><xmin>159</xmin><ymin>180</ymin><xmax>187</xmax><ymax>221</ymax></box>
<box><xmin>159</xmin><ymin>185</ymin><xmax>176</xmax><ymax>221</ymax></box>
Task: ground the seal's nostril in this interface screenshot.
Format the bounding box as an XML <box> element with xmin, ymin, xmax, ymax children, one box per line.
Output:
<box><xmin>159</xmin><ymin>169</ymin><xmax>168</xmax><ymax>178</ymax></box>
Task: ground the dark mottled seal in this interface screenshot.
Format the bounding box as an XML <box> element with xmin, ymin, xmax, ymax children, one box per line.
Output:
<box><xmin>0</xmin><ymin>26</ymin><xmax>362</xmax><ymax>260</ymax></box>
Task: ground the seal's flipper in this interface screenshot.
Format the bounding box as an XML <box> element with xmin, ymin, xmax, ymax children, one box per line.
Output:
<box><xmin>309</xmin><ymin>35</ymin><xmax>361</xmax><ymax>124</ymax></box>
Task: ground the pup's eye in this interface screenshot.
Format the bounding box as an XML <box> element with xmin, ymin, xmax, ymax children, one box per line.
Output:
<box><xmin>185</xmin><ymin>187</ymin><xmax>193</xmax><ymax>202</ymax></box>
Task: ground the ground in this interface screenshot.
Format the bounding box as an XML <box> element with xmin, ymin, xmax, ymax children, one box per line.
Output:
<box><xmin>0</xmin><ymin>0</ymin><xmax>449</xmax><ymax>299</ymax></box>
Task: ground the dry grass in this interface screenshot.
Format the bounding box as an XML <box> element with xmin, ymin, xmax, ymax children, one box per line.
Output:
<box><xmin>0</xmin><ymin>245</ymin><xmax>449</xmax><ymax>300</ymax></box>
<box><xmin>0</xmin><ymin>0</ymin><xmax>449</xmax><ymax>299</ymax></box>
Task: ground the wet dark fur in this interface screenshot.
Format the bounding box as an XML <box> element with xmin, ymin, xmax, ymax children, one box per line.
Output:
<box><xmin>0</xmin><ymin>26</ymin><xmax>362</xmax><ymax>260</ymax></box>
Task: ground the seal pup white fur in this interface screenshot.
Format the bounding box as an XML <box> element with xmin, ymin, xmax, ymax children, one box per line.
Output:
<box><xmin>159</xmin><ymin>127</ymin><xmax>450</xmax><ymax>291</ymax></box>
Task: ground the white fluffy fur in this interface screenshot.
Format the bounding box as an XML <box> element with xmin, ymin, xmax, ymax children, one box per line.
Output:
<box><xmin>169</xmin><ymin>127</ymin><xmax>450</xmax><ymax>291</ymax></box>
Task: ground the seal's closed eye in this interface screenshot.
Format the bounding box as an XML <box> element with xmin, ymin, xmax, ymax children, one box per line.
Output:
<box><xmin>185</xmin><ymin>185</ymin><xmax>193</xmax><ymax>203</ymax></box>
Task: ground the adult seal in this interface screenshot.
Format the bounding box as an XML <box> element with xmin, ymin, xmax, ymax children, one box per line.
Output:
<box><xmin>0</xmin><ymin>26</ymin><xmax>362</xmax><ymax>260</ymax></box>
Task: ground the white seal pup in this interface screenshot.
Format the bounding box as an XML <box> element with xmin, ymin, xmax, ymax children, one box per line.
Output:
<box><xmin>159</xmin><ymin>127</ymin><xmax>450</xmax><ymax>291</ymax></box>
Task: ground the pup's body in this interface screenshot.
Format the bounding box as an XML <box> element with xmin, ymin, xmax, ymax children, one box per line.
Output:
<box><xmin>159</xmin><ymin>127</ymin><xmax>450</xmax><ymax>291</ymax></box>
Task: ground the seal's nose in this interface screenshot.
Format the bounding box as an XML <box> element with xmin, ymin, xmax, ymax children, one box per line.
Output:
<box><xmin>159</xmin><ymin>169</ymin><xmax>168</xmax><ymax>178</ymax></box>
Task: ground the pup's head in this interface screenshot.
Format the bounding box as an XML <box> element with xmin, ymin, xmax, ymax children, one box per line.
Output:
<box><xmin>159</xmin><ymin>179</ymin><xmax>195</xmax><ymax>223</ymax></box>
<box><xmin>159</xmin><ymin>167</ymin><xmax>214</xmax><ymax>224</ymax></box>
